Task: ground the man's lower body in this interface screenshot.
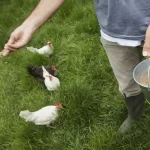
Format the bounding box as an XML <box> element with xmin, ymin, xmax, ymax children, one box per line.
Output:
<box><xmin>100</xmin><ymin>37</ymin><xmax>145</xmax><ymax>134</ymax></box>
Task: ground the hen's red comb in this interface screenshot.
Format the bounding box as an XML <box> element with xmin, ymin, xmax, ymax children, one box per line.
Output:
<box><xmin>52</xmin><ymin>65</ymin><xmax>57</xmax><ymax>71</ymax></box>
<box><xmin>55</xmin><ymin>102</ymin><xmax>62</xmax><ymax>109</ymax></box>
<box><xmin>47</xmin><ymin>42</ymin><xmax>52</xmax><ymax>46</ymax></box>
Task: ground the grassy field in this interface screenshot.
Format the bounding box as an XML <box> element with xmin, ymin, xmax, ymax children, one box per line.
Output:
<box><xmin>0</xmin><ymin>0</ymin><xmax>150</xmax><ymax>150</ymax></box>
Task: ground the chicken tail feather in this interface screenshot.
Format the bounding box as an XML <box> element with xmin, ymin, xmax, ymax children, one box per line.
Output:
<box><xmin>19</xmin><ymin>110</ymin><xmax>32</xmax><ymax>121</ymax></box>
<box><xmin>27</xmin><ymin>65</ymin><xmax>34</xmax><ymax>75</ymax></box>
<box><xmin>27</xmin><ymin>47</ymin><xmax>38</xmax><ymax>53</ymax></box>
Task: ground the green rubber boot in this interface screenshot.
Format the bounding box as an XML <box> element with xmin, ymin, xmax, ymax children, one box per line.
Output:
<box><xmin>119</xmin><ymin>93</ymin><xmax>145</xmax><ymax>134</ymax></box>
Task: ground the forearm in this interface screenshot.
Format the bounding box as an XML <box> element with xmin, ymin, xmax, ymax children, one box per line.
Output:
<box><xmin>22</xmin><ymin>0</ymin><xmax>65</xmax><ymax>31</ymax></box>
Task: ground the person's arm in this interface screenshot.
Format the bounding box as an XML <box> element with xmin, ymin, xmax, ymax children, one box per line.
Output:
<box><xmin>22</xmin><ymin>0</ymin><xmax>65</xmax><ymax>32</ymax></box>
<box><xmin>3</xmin><ymin>0</ymin><xmax>65</xmax><ymax>56</ymax></box>
<box><xmin>143</xmin><ymin>25</ymin><xmax>150</xmax><ymax>56</ymax></box>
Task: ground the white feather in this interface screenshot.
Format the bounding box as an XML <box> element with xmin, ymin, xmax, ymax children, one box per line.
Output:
<box><xmin>42</xmin><ymin>66</ymin><xmax>60</xmax><ymax>91</ymax></box>
<box><xmin>37</xmin><ymin>45</ymin><xmax>53</xmax><ymax>56</ymax></box>
<box><xmin>19</xmin><ymin>110</ymin><xmax>33</xmax><ymax>122</ymax></box>
<box><xmin>42</xmin><ymin>66</ymin><xmax>50</xmax><ymax>78</ymax></box>
<box><xmin>27</xmin><ymin>47</ymin><xmax>38</xmax><ymax>53</ymax></box>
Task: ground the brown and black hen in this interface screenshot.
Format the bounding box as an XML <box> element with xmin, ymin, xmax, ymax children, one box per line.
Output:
<box><xmin>27</xmin><ymin>65</ymin><xmax>57</xmax><ymax>82</ymax></box>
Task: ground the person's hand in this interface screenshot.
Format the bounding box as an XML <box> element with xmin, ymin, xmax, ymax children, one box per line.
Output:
<box><xmin>2</xmin><ymin>25</ymin><xmax>35</xmax><ymax>56</ymax></box>
<box><xmin>143</xmin><ymin>25</ymin><xmax>150</xmax><ymax>57</ymax></box>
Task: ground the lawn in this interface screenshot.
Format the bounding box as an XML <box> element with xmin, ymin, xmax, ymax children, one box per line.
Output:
<box><xmin>0</xmin><ymin>0</ymin><xmax>150</xmax><ymax>150</ymax></box>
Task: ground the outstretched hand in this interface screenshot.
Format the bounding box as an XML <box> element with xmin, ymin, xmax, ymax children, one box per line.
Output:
<box><xmin>2</xmin><ymin>25</ymin><xmax>35</xmax><ymax>56</ymax></box>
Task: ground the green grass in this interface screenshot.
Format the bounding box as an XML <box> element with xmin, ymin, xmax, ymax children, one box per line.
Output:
<box><xmin>0</xmin><ymin>0</ymin><xmax>150</xmax><ymax>150</ymax></box>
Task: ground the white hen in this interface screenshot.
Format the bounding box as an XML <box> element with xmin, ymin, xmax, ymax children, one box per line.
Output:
<box><xmin>42</xmin><ymin>66</ymin><xmax>60</xmax><ymax>91</ymax></box>
<box><xmin>19</xmin><ymin>102</ymin><xmax>62</xmax><ymax>126</ymax></box>
<box><xmin>27</xmin><ymin>42</ymin><xmax>53</xmax><ymax>57</ymax></box>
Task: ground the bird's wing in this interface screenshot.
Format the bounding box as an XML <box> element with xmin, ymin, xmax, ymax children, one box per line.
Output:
<box><xmin>44</xmin><ymin>79</ymin><xmax>55</xmax><ymax>91</ymax></box>
<box><xmin>37</xmin><ymin>46</ymin><xmax>49</xmax><ymax>54</ymax></box>
<box><xmin>44</xmin><ymin>76</ymin><xmax>60</xmax><ymax>91</ymax></box>
<box><xmin>32</xmin><ymin>106</ymin><xmax>58</xmax><ymax>123</ymax></box>
<box><xmin>53</xmin><ymin>77</ymin><xmax>60</xmax><ymax>87</ymax></box>
<box><xmin>38</xmin><ymin>46</ymin><xmax>53</xmax><ymax>56</ymax></box>
<box><xmin>34</xmin><ymin>113</ymin><xmax>57</xmax><ymax>125</ymax></box>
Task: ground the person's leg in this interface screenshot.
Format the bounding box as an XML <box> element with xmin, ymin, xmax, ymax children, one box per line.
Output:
<box><xmin>100</xmin><ymin>37</ymin><xmax>145</xmax><ymax>134</ymax></box>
